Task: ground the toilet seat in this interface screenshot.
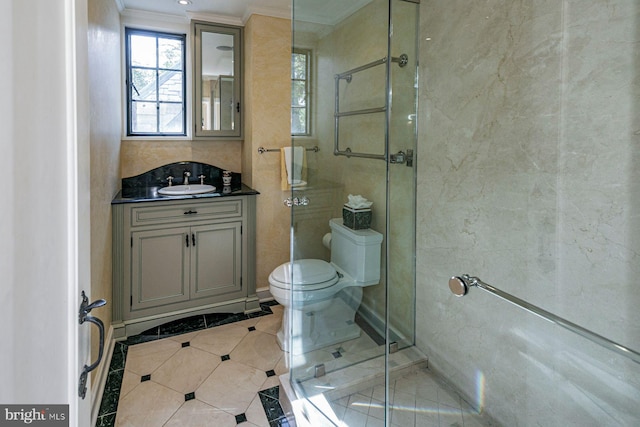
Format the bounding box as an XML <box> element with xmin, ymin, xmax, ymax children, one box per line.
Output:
<box><xmin>269</xmin><ymin>259</ymin><xmax>339</xmax><ymax>291</ymax></box>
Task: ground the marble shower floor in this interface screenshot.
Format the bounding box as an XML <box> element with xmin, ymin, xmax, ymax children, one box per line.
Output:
<box><xmin>97</xmin><ymin>302</ymin><xmax>491</xmax><ymax>427</ymax></box>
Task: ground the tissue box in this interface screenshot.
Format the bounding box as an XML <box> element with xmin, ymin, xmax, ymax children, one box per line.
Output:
<box><xmin>342</xmin><ymin>205</ymin><xmax>372</xmax><ymax>230</ymax></box>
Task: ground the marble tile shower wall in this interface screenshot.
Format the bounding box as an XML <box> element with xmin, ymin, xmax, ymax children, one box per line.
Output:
<box><xmin>416</xmin><ymin>0</ymin><xmax>640</xmax><ymax>425</ymax></box>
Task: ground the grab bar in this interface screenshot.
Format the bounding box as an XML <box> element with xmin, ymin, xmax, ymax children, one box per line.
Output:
<box><xmin>448</xmin><ymin>275</ymin><xmax>640</xmax><ymax>364</ymax></box>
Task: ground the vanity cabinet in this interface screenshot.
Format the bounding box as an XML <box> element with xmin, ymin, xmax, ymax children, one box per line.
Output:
<box><xmin>112</xmin><ymin>195</ymin><xmax>257</xmax><ymax>338</ymax></box>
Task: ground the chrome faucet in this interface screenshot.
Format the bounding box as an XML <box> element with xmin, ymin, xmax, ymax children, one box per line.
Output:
<box><xmin>183</xmin><ymin>171</ymin><xmax>191</xmax><ymax>185</ymax></box>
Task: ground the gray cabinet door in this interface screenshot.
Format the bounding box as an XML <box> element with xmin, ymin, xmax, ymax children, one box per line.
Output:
<box><xmin>131</xmin><ymin>227</ymin><xmax>191</xmax><ymax>311</ymax></box>
<box><xmin>190</xmin><ymin>221</ymin><xmax>243</xmax><ymax>300</ymax></box>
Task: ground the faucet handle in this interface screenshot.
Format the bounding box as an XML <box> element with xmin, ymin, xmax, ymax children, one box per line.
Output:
<box><xmin>167</xmin><ymin>176</ymin><xmax>174</xmax><ymax>186</ymax></box>
<box><xmin>198</xmin><ymin>174</ymin><xmax>206</xmax><ymax>185</ymax></box>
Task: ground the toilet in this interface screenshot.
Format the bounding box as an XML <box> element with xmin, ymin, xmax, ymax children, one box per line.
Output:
<box><xmin>268</xmin><ymin>218</ymin><xmax>383</xmax><ymax>354</ymax></box>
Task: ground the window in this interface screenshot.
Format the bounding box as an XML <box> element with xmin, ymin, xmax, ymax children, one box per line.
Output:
<box><xmin>291</xmin><ymin>49</ymin><xmax>311</xmax><ymax>136</ymax></box>
<box><xmin>125</xmin><ymin>28</ymin><xmax>186</xmax><ymax>136</ymax></box>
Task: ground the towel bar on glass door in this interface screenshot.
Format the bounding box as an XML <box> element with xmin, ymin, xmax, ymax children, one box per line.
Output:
<box><xmin>448</xmin><ymin>274</ymin><xmax>640</xmax><ymax>364</ymax></box>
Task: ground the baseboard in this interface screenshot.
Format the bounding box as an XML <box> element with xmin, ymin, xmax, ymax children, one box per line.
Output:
<box><xmin>256</xmin><ymin>286</ymin><xmax>273</xmax><ymax>302</ymax></box>
<box><xmin>91</xmin><ymin>325</ymin><xmax>114</xmax><ymax>426</ymax></box>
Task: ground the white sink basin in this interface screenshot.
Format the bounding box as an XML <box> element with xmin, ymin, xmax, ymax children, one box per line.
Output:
<box><xmin>158</xmin><ymin>184</ymin><xmax>216</xmax><ymax>196</ymax></box>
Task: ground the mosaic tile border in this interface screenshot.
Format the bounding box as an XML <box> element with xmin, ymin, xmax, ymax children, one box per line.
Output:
<box><xmin>95</xmin><ymin>301</ymin><xmax>281</xmax><ymax>427</ymax></box>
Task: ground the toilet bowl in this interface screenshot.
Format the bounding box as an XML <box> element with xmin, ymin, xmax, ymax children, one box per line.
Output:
<box><xmin>268</xmin><ymin>218</ymin><xmax>383</xmax><ymax>354</ymax></box>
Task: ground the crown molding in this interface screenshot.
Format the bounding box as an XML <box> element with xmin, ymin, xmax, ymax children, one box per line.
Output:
<box><xmin>114</xmin><ymin>0</ymin><xmax>125</xmax><ymax>13</ymax></box>
<box><xmin>120</xmin><ymin>8</ymin><xmax>189</xmax><ymax>25</ymax></box>
<box><xmin>186</xmin><ymin>11</ymin><xmax>244</xmax><ymax>27</ymax></box>
<box><xmin>242</xmin><ymin>5</ymin><xmax>291</xmax><ymax>24</ymax></box>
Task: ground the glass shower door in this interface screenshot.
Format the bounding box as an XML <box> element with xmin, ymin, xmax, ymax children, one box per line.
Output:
<box><xmin>285</xmin><ymin>0</ymin><xmax>421</xmax><ymax>425</ymax></box>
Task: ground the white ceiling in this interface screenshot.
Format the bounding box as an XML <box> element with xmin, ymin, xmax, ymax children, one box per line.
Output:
<box><xmin>121</xmin><ymin>0</ymin><xmax>291</xmax><ymax>21</ymax></box>
<box><xmin>121</xmin><ymin>0</ymin><xmax>372</xmax><ymax>26</ymax></box>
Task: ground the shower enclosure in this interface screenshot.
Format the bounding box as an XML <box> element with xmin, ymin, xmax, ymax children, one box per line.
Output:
<box><xmin>285</xmin><ymin>0</ymin><xmax>640</xmax><ymax>425</ymax></box>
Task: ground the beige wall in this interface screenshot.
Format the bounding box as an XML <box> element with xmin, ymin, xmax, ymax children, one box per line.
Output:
<box><xmin>120</xmin><ymin>140</ymin><xmax>241</xmax><ymax>178</ymax></box>
<box><xmin>88</xmin><ymin>0</ymin><xmax>121</xmax><ymax>369</ymax></box>
<box><xmin>243</xmin><ymin>15</ymin><xmax>293</xmax><ymax>289</ymax></box>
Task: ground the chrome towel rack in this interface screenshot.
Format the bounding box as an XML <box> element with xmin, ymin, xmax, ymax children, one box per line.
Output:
<box><xmin>257</xmin><ymin>146</ymin><xmax>319</xmax><ymax>154</ymax></box>
<box><xmin>449</xmin><ymin>274</ymin><xmax>640</xmax><ymax>364</ymax></box>
<box><xmin>334</xmin><ymin>54</ymin><xmax>409</xmax><ymax>160</ymax></box>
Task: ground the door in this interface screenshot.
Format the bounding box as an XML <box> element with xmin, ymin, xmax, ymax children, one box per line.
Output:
<box><xmin>131</xmin><ymin>227</ymin><xmax>191</xmax><ymax>311</ymax></box>
<box><xmin>191</xmin><ymin>222</ymin><xmax>243</xmax><ymax>299</ymax></box>
<box><xmin>0</xmin><ymin>0</ymin><xmax>92</xmax><ymax>425</ymax></box>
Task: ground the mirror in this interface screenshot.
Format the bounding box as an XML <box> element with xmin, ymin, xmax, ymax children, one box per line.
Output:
<box><xmin>193</xmin><ymin>22</ymin><xmax>242</xmax><ymax>138</ymax></box>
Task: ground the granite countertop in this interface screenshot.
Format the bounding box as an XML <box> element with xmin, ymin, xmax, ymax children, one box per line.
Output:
<box><xmin>112</xmin><ymin>183</ymin><xmax>259</xmax><ymax>204</ymax></box>
<box><xmin>111</xmin><ymin>161</ymin><xmax>259</xmax><ymax>204</ymax></box>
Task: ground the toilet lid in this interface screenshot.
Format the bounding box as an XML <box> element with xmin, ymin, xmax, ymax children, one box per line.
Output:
<box><xmin>269</xmin><ymin>259</ymin><xmax>339</xmax><ymax>291</ymax></box>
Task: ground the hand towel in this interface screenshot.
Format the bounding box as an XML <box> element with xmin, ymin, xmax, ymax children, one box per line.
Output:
<box><xmin>281</xmin><ymin>146</ymin><xmax>307</xmax><ymax>191</ymax></box>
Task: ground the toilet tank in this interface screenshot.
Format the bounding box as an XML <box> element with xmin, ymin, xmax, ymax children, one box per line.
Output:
<box><xmin>329</xmin><ymin>218</ymin><xmax>383</xmax><ymax>285</ymax></box>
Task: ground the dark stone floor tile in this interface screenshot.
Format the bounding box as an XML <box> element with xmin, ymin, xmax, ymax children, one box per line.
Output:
<box><xmin>158</xmin><ymin>315</ymin><xmax>206</xmax><ymax>338</ymax></box>
<box><xmin>259</xmin><ymin>386</ymin><xmax>285</xmax><ymax>422</ymax></box>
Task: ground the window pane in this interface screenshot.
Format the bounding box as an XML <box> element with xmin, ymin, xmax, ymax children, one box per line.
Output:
<box><xmin>132</xmin><ymin>68</ymin><xmax>156</xmax><ymax>101</ymax></box>
<box><xmin>292</xmin><ymin>81</ymin><xmax>306</xmax><ymax>107</ymax></box>
<box><xmin>130</xmin><ymin>35</ymin><xmax>156</xmax><ymax>68</ymax></box>
<box><xmin>159</xmin><ymin>38</ymin><xmax>182</xmax><ymax>70</ymax></box>
<box><xmin>292</xmin><ymin>53</ymin><xmax>307</xmax><ymax>79</ymax></box>
<box><xmin>158</xmin><ymin>71</ymin><xmax>183</xmax><ymax>102</ymax></box>
<box><xmin>291</xmin><ymin>107</ymin><xmax>307</xmax><ymax>134</ymax></box>
<box><xmin>159</xmin><ymin>103</ymin><xmax>184</xmax><ymax>133</ymax></box>
<box><xmin>131</xmin><ymin>101</ymin><xmax>157</xmax><ymax>133</ymax></box>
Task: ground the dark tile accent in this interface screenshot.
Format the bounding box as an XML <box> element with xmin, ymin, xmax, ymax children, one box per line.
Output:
<box><xmin>258</xmin><ymin>386</ymin><xmax>286</xmax><ymax>422</ymax></box>
<box><xmin>95</xmin><ymin>413</ymin><xmax>117</xmax><ymax>427</ymax></box>
<box><xmin>269</xmin><ymin>417</ymin><xmax>292</xmax><ymax>427</ymax></box>
<box><xmin>124</xmin><ymin>333</ymin><xmax>160</xmax><ymax>346</ymax></box>
<box><xmin>185</xmin><ymin>392</ymin><xmax>195</xmax><ymax>401</ymax></box>
<box><xmin>141</xmin><ymin>374</ymin><xmax>151</xmax><ymax>382</ymax></box>
<box><xmin>235</xmin><ymin>413</ymin><xmax>247</xmax><ymax>424</ymax></box>
<box><xmin>260</xmin><ymin>300</ymin><xmax>279</xmax><ymax>308</ymax></box>
<box><xmin>332</xmin><ymin>351</ymin><xmax>342</xmax><ymax>359</ymax></box>
<box><xmin>265</xmin><ymin>369</ymin><xmax>276</xmax><ymax>377</ymax></box>
<box><xmin>108</xmin><ymin>342</ymin><xmax>128</xmax><ymax>371</ymax></box>
<box><xmin>248</xmin><ymin>326</ymin><xmax>256</xmax><ymax>331</ymax></box>
<box><xmin>158</xmin><ymin>315</ymin><xmax>206</xmax><ymax>338</ymax></box>
<box><xmin>182</xmin><ymin>341</ymin><xmax>190</xmax><ymax>348</ymax></box>
<box><xmin>204</xmin><ymin>312</ymin><xmax>246</xmax><ymax>328</ymax></box>
<box><xmin>221</xmin><ymin>354</ymin><xmax>231</xmax><ymax>361</ymax></box>
<box><xmin>96</xmin><ymin>369</ymin><xmax>124</xmax><ymax>416</ymax></box>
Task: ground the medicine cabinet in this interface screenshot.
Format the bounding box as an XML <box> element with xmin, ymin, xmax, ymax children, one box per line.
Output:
<box><xmin>193</xmin><ymin>21</ymin><xmax>242</xmax><ymax>138</ymax></box>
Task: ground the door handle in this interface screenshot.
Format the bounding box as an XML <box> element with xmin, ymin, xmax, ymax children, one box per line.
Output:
<box><xmin>78</xmin><ymin>291</ymin><xmax>107</xmax><ymax>399</ymax></box>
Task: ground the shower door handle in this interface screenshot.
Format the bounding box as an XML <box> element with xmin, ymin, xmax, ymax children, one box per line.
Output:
<box><xmin>389</xmin><ymin>149</ymin><xmax>413</xmax><ymax>167</ymax></box>
<box><xmin>283</xmin><ymin>196</ymin><xmax>310</xmax><ymax>207</ymax></box>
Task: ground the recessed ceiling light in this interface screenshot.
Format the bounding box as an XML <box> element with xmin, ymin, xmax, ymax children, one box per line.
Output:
<box><xmin>177</xmin><ymin>0</ymin><xmax>192</xmax><ymax>5</ymax></box>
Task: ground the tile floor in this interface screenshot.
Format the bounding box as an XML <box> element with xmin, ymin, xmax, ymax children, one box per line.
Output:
<box><xmin>97</xmin><ymin>302</ymin><xmax>491</xmax><ymax>427</ymax></box>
